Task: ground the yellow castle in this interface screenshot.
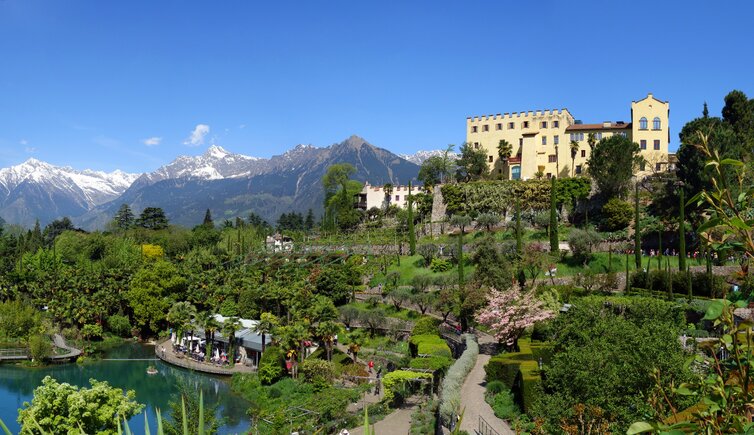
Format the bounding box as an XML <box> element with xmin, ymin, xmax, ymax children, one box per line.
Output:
<box><xmin>465</xmin><ymin>93</ymin><xmax>672</xmax><ymax>180</ymax></box>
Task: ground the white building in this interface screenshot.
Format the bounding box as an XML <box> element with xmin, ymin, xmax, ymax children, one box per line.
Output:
<box><xmin>355</xmin><ymin>182</ymin><xmax>422</xmax><ymax>211</ymax></box>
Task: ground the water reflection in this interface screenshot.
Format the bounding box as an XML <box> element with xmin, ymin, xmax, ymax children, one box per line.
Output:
<box><xmin>0</xmin><ymin>342</ymin><xmax>250</xmax><ymax>434</ymax></box>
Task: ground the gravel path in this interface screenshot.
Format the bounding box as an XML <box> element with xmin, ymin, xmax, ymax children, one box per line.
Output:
<box><xmin>349</xmin><ymin>405</ymin><xmax>416</xmax><ymax>435</ymax></box>
<box><xmin>459</xmin><ymin>353</ymin><xmax>514</xmax><ymax>435</ymax></box>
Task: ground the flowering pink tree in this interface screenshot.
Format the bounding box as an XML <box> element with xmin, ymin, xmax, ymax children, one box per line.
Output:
<box><xmin>475</xmin><ymin>288</ymin><xmax>554</xmax><ymax>347</ymax></box>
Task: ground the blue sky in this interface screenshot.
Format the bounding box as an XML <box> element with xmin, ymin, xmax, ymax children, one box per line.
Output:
<box><xmin>0</xmin><ymin>0</ymin><xmax>752</xmax><ymax>173</ymax></box>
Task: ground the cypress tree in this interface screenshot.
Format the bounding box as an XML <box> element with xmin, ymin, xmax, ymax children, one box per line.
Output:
<box><xmin>408</xmin><ymin>181</ymin><xmax>416</xmax><ymax>256</ymax></box>
<box><xmin>625</xmin><ymin>251</ymin><xmax>631</xmax><ymax>293</ymax></box>
<box><xmin>203</xmin><ymin>208</ymin><xmax>214</xmax><ymax>227</ymax></box>
<box><xmin>549</xmin><ymin>176</ymin><xmax>558</xmax><ymax>253</ymax></box>
<box><xmin>515</xmin><ymin>198</ymin><xmax>523</xmax><ymax>256</ymax></box>
<box><xmin>457</xmin><ymin>227</ymin><xmax>465</xmax><ymax>288</ymax></box>
<box><xmin>634</xmin><ymin>183</ymin><xmax>641</xmax><ymax>270</ymax></box>
<box><xmin>678</xmin><ymin>186</ymin><xmax>687</xmax><ymax>272</ymax></box>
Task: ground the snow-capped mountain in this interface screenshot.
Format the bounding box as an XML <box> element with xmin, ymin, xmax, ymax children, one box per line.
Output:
<box><xmin>129</xmin><ymin>145</ymin><xmax>265</xmax><ymax>190</ymax></box>
<box><xmin>0</xmin><ymin>158</ymin><xmax>139</xmax><ymax>226</ymax></box>
<box><xmin>79</xmin><ymin>136</ymin><xmax>419</xmax><ymax>229</ymax></box>
<box><xmin>399</xmin><ymin>149</ymin><xmax>458</xmax><ymax>165</ymax></box>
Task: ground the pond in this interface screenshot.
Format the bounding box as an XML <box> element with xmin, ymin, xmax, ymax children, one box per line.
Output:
<box><xmin>0</xmin><ymin>342</ymin><xmax>251</xmax><ymax>434</ymax></box>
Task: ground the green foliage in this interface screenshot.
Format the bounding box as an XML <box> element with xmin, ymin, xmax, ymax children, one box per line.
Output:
<box><xmin>18</xmin><ymin>375</ymin><xmax>144</xmax><ymax>434</ymax></box>
<box><xmin>472</xmin><ymin>236</ymin><xmax>513</xmax><ymax>291</ymax></box>
<box><xmin>258</xmin><ymin>346</ymin><xmax>285</xmax><ymax>385</ymax></box>
<box><xmin>455</xmin><ymin>143</ymin><xmax>489</xmax><ymax>182</ymax></box>
<box><xmin>137</xmin><ymin>207</ymin><xmax>169</xmax><ymax>230</ymax></box>
<box><xmin>549</xmin><ymin>175</ymin><xmax>558</xmax><ymax>253</ymax></box>
<box><xmin>531</xmin><ymin>296</ymin><xmax>691</xmax><ymax>433</ymax></box>
<box><xmin>409</xmin><ymin>334</ymin><xmax>452</xmax><ymax>358</ymax></box>
<box><xmin>429</xmin><ymin>258</ymin><xmax>452</xmax><ymax>273</ymax></box>
<box><xmin>162</xmin><ymin>384</ymin><xmax>219</xmax><ymax>435</ymax></box>
<box><xmin>408</xmin><ymin>355</ymin><xmax>453</xmax><ymax>374</ymax></box>
<box><xmin>567</xmin><ymin>228</ymin><xmax>602</xmax><ymax>264</ymax></box>
<box><xmin>601</xmin><ymin>197</ymin><xmax>633</xmax><ymax>231</ymax></box>
<box><xmin>489</xmin><ymin>388</ymin><xmax>519</xmax><ymax>420</ymax></box>
<box><xmin>630</xmin><ymin>270</ymin><xmax>724</xmax><ymax>298</ymax></box>
<box><xmin>81</xmin><ymin>323</ymin><xmax>104</xmax><ymax>341</ymax></box>
<box><xmin>382</xmin><ymin>370</ymin><xmax>433</xmax><ymax>403</ymax></box>
<box><xmin>27</xmin><ymin>334</ymin><xmax>52</xmax><ymax>362</ymax></box>
<box><xmin>411</xmin><ymin>317</ymin><xmax>441</xmax><ymax>336</ymax></box>
<box><xmin>587</xmin><ymin>135</ymin><xmax>644</xmax><ymax>199</ymax></box>
<box><xmin>300</xmin><ymin>358</ymin><xmax>336</xmax><ymax>387</ymax></box>
<box><xmin>106</xmin><ymin>314</ymin><xmax>132</xmax><ymax>338</ymax></box>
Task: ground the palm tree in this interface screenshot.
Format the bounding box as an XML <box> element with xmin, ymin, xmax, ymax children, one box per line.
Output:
<box><xmin>587</xmin><ymin>132</ymin><xmax>597</xmax><ymax>151</ymax></box>
<box><xmin>291</xmin><ymin>321</ymin><xmax>311</xmax><ymax>364</ymax></box>
<box><xmin>316</xmin><ymin>320</ymin><xmax>340</xmax><ymax>362</ymax></box>
<box><xmin>167</xmin><ymin>302</ymin><xmax>197</xmax><ymax>347</ymax></box>
<box><xmin>497</xmin><ymin>139</ymin><xmax>513</xmax><ymax>180</ymax></box>
<box><xmin>196</xmin><ymin>311</ymin><xmax>219</xmax><ymax>362</ymax></box>
<box><xmin>383</xmin><ymin>183</ymin><xmax>393</xmax><ymax>209</ymax></box>
<box><xmin>570</xmin><ymin>140</ymin><xmax>580</xmax><ymax>177</ymax></box>
<box><xmin>221</xmin><ymin>316</ymin><xmax>241</xmax><ymax>365</ymax></box>
<box><xmin>253</xmin><ymin>312</ymin><xmax>279</xmax><ymax>353</ymax></box>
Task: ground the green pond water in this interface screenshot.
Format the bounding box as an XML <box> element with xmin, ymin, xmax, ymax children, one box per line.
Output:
<box><xmin>0</xmin><ymin>342</ymin><xmax>251</xmax><ymax>434</ymax></box>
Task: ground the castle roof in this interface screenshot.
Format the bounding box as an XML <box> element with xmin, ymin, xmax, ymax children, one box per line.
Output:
<box><xmin>566</xmin><ymin>122</ymin><xmax>632</xmax><ymax>131</ymax></box>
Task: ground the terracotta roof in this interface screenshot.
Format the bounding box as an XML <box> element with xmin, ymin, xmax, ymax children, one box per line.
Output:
<box><xmin>566</xmin><ymin>122</ymin><xmax>632</xmax><ymax>131</ymax></box>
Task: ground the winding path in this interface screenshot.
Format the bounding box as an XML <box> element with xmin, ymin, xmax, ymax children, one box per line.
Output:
<box><xmin>459</xmin><ymin>352</ymin><xmax>514</xmax><ymax>435</ymax></box>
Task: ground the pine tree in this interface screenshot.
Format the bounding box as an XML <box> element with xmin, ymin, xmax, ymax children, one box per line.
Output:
<box><xmin>202</xmin><ymin>208</ymin><xmax>214</xmax><ymax>228</ymax></box>
<box><xmin>549</xmin><ymin>176</ymin><xmax>558</xmax><ymax>253</ymax></box>
<box><xmin>113</xmin><ymin>203</ymin><xmax>134</xmax><ymax>230</ymax></box>
<box><xmin>137</xmin><ymin>207</ymin><xmax>169</xmax><ymax>230</ymax></box>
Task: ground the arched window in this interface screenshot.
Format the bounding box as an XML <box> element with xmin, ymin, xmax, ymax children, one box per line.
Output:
<box><xmin>653</xmin><ymin>117</ymin><xmax>661</xmax><ymax>130</ymax></box>
<box><xmin>639</xmin><ymin>117</ymin><xmax>648</xmax><ymax>130</ymax></box>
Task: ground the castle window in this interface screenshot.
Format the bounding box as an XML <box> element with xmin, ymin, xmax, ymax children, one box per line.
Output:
<box><xmin>554</xmin><ymin>135</ymin><xmax>559</xmax><ymax>145</ymax></box>
<box><xmin>640</xmin><ymin>140</ymin><xmax>647</xmax><ymax>150</ymax></box>
<box><xmin>595</xmin><ymin>132</ymin><xmax>603</xmax><ymax>140</ymax></box>
<box><xmin>473</xmin><ymin>142</ymin><xmax>480</xmax><ymax>149</ymax></box>
<box><xmin>471</xmin><ymin>126</ymin><xmax>478</xmax><ymax>133</ymax></box>
<box><xmin>654</xmin><ymin>139</ymin><xmax>660</xmax><ymax>150</ymax></box>
<box><xmin>653</xmin><ymin>117</ymin><xmax>661</xmax><ymax>130</ymax></box>
<box><xmin>523</xmin><ymin>121</ymin><xmax>530</xmax><ymax>128</ymax></box>
<box><xmin>639</xmin><ymin>117</ymin><xmax>648</xmax><ymax>130</ymax></box>
<box><xmin>542</xmin><ymin>136</ymin><xmax>547</xmax><ymax>145</ymax></box>
<box><xmin>553</xmin><ymin>120</ymin><xmax>559</xmax><ymax>128</ymax></box>
<box><xmin>655</xmin><ymin>163</ymin><xmax>662</xmax><ymax>171</ymax></box>
<box><xmin>581</xmin><ymin>150</ymin><xmax>586</xmax><ymax>157</ymax></box>
<box><xmin>496</xmin><ymin>123</ymin><xmax>502</xmax><ymax>130</ymax></box>
<box><xmin>483</xmin><ymin>124</ymin><xmax>489</xmax><ymax>132</ymax></box>
<box><xmin>548</xmin><ymin>154</ymin><xmax>557</xmax><ymax>163</ymax></box>
<box><xmin>508</xmin><ymin>122</ymin><xmax>515</xmax><ymax>129</ymax></box>
<box><xmin>619</xmin><ymin>132</ymin><xmax>627</xmax><ymax>137</ymax></box>
<box><xmin>488</xmin><ymin>155</ymin><xmax>493</xmax><ymax>162</ymax></box>
<box><xmin>541</xmin><ymin>121</ymin><xmax>547</xmax><ymax>128</ymax></box>
<box><xmin>395</xmin><ymin>195</ymin><xmax>400</xmax><ymax>201</ymax></box>
<box><xmin>511</xmin><ymin>166</ymin><xmax>521</xmax><ymax>180</ymax></box>
<box><xmin>519</xmin><ymin>138</ymin><xmax>523</xmax><ymax>146</ymax></box>
<box><xmin>575</xmin><ymin>165</ymin><xmax>582</xmax><ymax>174</ymax></box>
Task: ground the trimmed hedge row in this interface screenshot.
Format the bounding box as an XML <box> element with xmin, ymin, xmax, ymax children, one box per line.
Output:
<box><xmin>439</xmin><ymin>334</ymin><xmax>479</xmax><ymax>425</ymax></box>
<box><xmin>411</xmin><ymin>317</ymin><xmax>441</xmax><ymax>336</ymax></box>
<box><xmin>408</xmin><ymin>355</ymin><xmax>453</xmax><ymax>374</ymax></box>
<box><xmin>485</xmin><ymin>338</ymin><xmax>550</xmax><ymax>413</ymax></box>
<box><xmin>409</xmin><ymin>334</ymin><xmax>452</xmax><ymax>359</ymax></box>
<box><xmin>630</xmin><ymin>270</ymin><xmax>724</xmax><ymax>297</ymax></box>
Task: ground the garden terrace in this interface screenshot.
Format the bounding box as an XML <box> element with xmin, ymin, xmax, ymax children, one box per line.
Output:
<box><xmin>155</xmin><ymin>338</ymin><xmax>255</xmax><ymax>375</ymax></box>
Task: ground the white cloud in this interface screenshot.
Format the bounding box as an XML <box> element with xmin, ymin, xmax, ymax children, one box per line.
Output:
<box><xmin>19</xmin><ymin>139</ymin><xmax>28</xmax><ymax>145</ymax></box>
<box><xmin>184</xmin><ymin>124</ymin><xmax>210</xmax><ymax>146</ymax></box>
<box><xmin>142</xmin><ymin>137</ymin><xmax>162</xmax><ymax>146</ymax></box>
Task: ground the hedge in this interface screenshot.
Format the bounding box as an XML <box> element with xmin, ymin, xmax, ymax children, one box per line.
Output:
<box><xmin>439</xmin><ymin>334</ymin><xmax>479</xmax><ymax>425</ymax></box>
<box><xmin>411</xmin><ymin>317</ymin><xmax>441</xmax><ymax>336</ymax></box>
<box><xmin>630</xmin><ymin>270</ymin><xmax>724</xmax><ymax>297</ymax></box>
<box><xmin>408</xmin><ymin>355</ymin><xmax>453</xmax><ymax>374</ymax></box>
<box><xmin>382</xmin><ymin>370</ymin><xmax>433</xmax><ymax>403</ymax></box>
<box><xmin>485</xmin><ymin>338</ymin><xmax>550</xmax><ymax>413</ymax></box>
<box><xmin>409</xmin><ymin>334</ymin><xmax>452</xmax><ymax>359</ymax></box>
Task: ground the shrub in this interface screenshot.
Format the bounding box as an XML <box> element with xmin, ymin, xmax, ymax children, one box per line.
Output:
<box><xmin>411</xmin><ymin>317</ymin><xmax>441</xmax><ymax>336</ymax></box>
<box><xmin>81</xmin><ymin>323</ymin><xmax>103</xmax><ymax>341</ymax></box>
<box><xmin>107</xmin><ymin>314</ymin><xmax>132</xmax><ymax>337</ymax></box>
<box><xmin>600</xmin><ymin>198</ymin><xmax>632</xmax><ymax>231</ymax></box>
<box><xmin>568</xmin><ymin>228</ymin><xmax>602</xmax><ymax>264</ymax></box>
<box><xmin>382</xmin><ymin>370</ymin><xmax>433</xmax><ymax>403</ymax></box>
<box><xmin>430</xmin><ymin>258</ymin><xmax>452</xmax><ymax>273</ymax></box>
<box><xmin>485</xmin><ymin>338</ymin><xmax>549</xmax><ymax>413</ymax></box>
<box><xmin>258</xmin><ymin>346</ymin><xmax>285</xmax><ymax>385</ymax></box>
<box><xmin>439</xmin><ymin>334</ymin><xmax>479</xmax><ymax>425</ymax></box>
<box><xmin>300</xmin><ymin>358</ymin><xmax>336</xmax><ymax>387</ymax></box>
<box><xmin>490</xmin><ymin>389</ymin><xmax>518</xmax><ymax>420</ymax></box>
<box><xmin>485</xmin><ymin>380</ymin><xmax>506</xmax><ymax>396</ymax></box>
<box><xmin>409</xmin><ymin>334</ymin><xmax>451</xmax><ymax>358</ymax></box>
<box><xmin>28</xmin><ymin>334</ymin><xmax>52</xmax><ymax>362</ymax></box>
